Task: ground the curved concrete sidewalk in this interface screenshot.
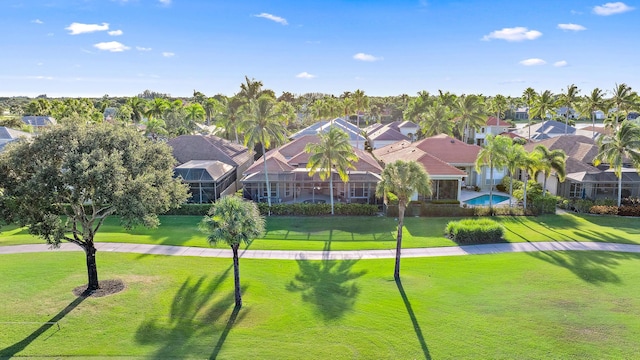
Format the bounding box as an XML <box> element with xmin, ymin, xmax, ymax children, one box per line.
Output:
<box><xmin>1</xmin><ymin>241</ymin><xmax>640</xmax><ymax>260</ymax></box>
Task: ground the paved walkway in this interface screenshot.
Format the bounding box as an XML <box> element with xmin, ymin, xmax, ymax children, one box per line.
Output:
<box><xmin>2</xmin><ymin>241</ymin><xmax>640</xmax><ymax>260</ymax></box>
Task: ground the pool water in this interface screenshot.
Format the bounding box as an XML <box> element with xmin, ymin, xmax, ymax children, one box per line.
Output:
<box><xmin>464</xmin><ymin>194</ymin><xmax>510</xmax><ymax>206</ymax></box>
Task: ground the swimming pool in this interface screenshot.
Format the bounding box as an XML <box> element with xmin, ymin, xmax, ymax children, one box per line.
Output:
<box><xmin>464</xmin><ymin>194</ymin><xmax>510</xmax><ymax>206</ymax></box>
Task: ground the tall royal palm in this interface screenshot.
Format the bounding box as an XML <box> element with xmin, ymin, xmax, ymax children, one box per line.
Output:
<box><xmin>184</xmin><ymin>103</ymin><xmax>206</xmax><ymax>132</ymax></box>
<box><xmin>578</xmin><ymin>88</ymin><xmax>605</xmax><ymax>138</ymax></box>
<box><xmin>475</xmin><ymin>134</ymin><xmax>510</xmax><ymax>213</ymax></box>
<box><xmin>559</xmin><ymin>84</ymin><xmax>580</xmax><ymax>134</ymax></box>
<box><xmin>488</xmin><ymin>94</ymin><xmax>508</xmax><ymax>120</ymax></box>
<box><xmin>239</xmin><ymin>76</ymin><xmax>264</xmax><ymax>103</ymax></box>
<box><xmin>218</xmin><ymin>96</ymin><xmax>244</xmax><ymax>143</ymax></box>
<box><xmin>453</xmin><ymin>94</ymin><xmax>485</xmax><ymax>144</ymax></box>
<box><xmin>522</xmin><ymin>87</ymin><xmax>537</xmax><ymax>140</ymax></box>
<box><xmin>418</xmin><ymin>100</ymin><xmax>453</xmax><ymax>138</ymax></box>
<box><xmin>203</xmin><ymin>97</ymin><xmax>223</xmax><ymax>126</ymax></box>
<box><xmin>304</xmin><ymin>127</ymin><xmax>358</xmax><ymax>215</ymax></box>
<box><xmin>376</xmin><ymin>160</ymin><xmax>431</xmax><ymax>280</ymax></box>
<box><xmin>533</xmin><ymin>145</ymin><xmax>567</xmax><ymax>196</ymax></box>
<box><xmin>594</xmin><ymin>121</ymin><xmax>640</xmax><ymax>206</ymax></box>
<box><xmin>353</xmin><ymin>89</ymin><xmax>369</xmax><ymax>126</ymax></box>
<box><xmin>239</xmin><ymin>95</ymin><xmax>287</xmax><ymax>211</ymax></box>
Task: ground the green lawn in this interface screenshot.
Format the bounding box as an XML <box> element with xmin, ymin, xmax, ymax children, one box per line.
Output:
<box><xmin>1</xmin><ymin>251</ymin><xmax>640</xmax><ymax>359</ymax></box>
<box><xmin>1</xmin><ymin>213</ymin><xmax>639</xmax><ymax>250</ymax></box>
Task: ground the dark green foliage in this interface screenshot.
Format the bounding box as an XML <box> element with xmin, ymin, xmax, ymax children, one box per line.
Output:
<box><xmin>429</xmin><ymin>199</ymin><xmax>460</xmax><ymax>205</ymax></box>
<box><xmin>529</xmin><ymin>196</ymin><xmax>560</xmax><ymax>215</ymax></box>
<box><xmin>445</xmin><ymin>219</ymin><xmax>505</xmax><ymax>244</ymax></box>
<box><xmin>163</xmin><ymin>204</ymin><xmax>212</xmax><ymax>216</ymax></box>
<box><xmin>257</xmin><ymin>202</ymin><xmax>379</xmax><ymax>216</ymax></box>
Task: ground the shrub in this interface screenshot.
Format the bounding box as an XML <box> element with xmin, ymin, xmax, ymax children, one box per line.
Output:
<box><xmin>589</xmin><ymin>205</ymin><xmax>619</xmax><ymax>215</ymax></box>
<box><xmin>444</xmin><ymin>219</ymin><xmax>504</xmax><ymax>245</ymax></box>
<box><xmin>257</xmin><ymin>202</ymin><xmax>379</xmax><ymax>216</ymax></box>
<box><xmin>573</xmin><ymin>199</ymin><xmax>594</xmax><ymax>213</ymax></box>
<box><xmin>163</xmin><ymin>204</ymin><xmax>212</xmax><ymax>216</ymax></box>
<box><xmin>594</xmin><ymin>198</ymin><xmax>617</xmax><ymax>206</ymax></box>
<box><xmin>618</xmin><ymin>205</ymin><xmax>640</xmax><ymax>217</ymax></box>
<box><xmin>529</xmin><ymin>195</ymin><xmax>559</xmax><ymax>215</ymax></box>
<box><xmin>429</xmin><ymin>199</ymin><xmax>460</xmax><ymax>205</ymax></box>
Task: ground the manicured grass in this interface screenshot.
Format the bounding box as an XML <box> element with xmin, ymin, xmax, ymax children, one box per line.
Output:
<box><xmin>1</xmin><ymin>212</ymin><xmax>639</xmax><ymax>250</ymax></box>
<box><xmin>2</xmin><ymin>251</ymin><xmax>640</xmax><ymax>358</ymax></box>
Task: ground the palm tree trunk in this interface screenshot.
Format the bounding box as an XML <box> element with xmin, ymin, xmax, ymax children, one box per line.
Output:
<box><xmin>509</xmin><ymin>172</ymin><xmax>514</xmax><ymax>208</ymax></box>
<box><xmin>591</xmin><ymin>112</ymin><xmax>595</xmax><ymax>139</ymax></box>
<box><xmin>394</xmin><ymin>204</ymin><xmax>405</xmax><ymax>280</ymax></box>
<box><xmin>329</xmin><ymin>175</ymin><xmax>335</xmax><ymax>215</ymax></box>
<box><xmin>489</xmin><ymin>160</ymin><xmax>494</xmax><ymax>215</ymax></box>
<box><xmin>543</xmin><ymin>173</ymin><xmax>547</xmax><ymax>197</ymax></box>
<box><xmin>523</xmin><ymin>171</ymin><xmax>528</xmax><ymax>211</ymax></box>
<box><xmin>232</xmin><ymin>243</ymin><xmax>242</xmax><ymax>308</ymax></box>
<box><xmin>84</xmin><ymin>243</ymin><xmax>99</xmax><ymax>291</ymax></box>
<box><xmin>617</xmin><ymin>175</ymin><xmax>622</xmax><ymax>207</ymax></box>
<box><xmin>262</xmin><ymin>142</ymin><xmax>272</xmax><ymax>214</ymax></box>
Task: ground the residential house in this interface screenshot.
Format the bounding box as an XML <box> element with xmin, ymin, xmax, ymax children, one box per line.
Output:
<box><xmin>473</xmin><ymin>116</ymin><xmax>512</xmax><ymax>146</ymax></box>
<box><xmin>240</xmin><ymin>135</ymin><xmax>383</xmax><ymax>204</ymax></box>
<box><xmin>290</xmin><ymin>118</ymin><xmax>367</xmax><ymax>149</ymax></box>
<box><xmin>167</xmin><ymin>135</ymin><xmax>253</xmax><ymax>203</ymax></box>
<box><xmin>513</xmin><ymin>120</ymin><xmax>597</xmax><ymax>141</ymax></box>
<box><xmin>524</xmin><ymin>135</ymin><xmax>640</xmax><ymax>199</ymax></box>
<box><xmin>514</xmin><ymin>107</ymin><xmax>529</xmax><ymax>120</ymax></box>
<box><xmin>0</xmin><ymin>126</ymin><xmax>32</xmax><ymax>152</ymax></box>
<box><xmin>21</xmin><ymin>116</ymin><xmax>56</xmax><ymax>129</ymax></box>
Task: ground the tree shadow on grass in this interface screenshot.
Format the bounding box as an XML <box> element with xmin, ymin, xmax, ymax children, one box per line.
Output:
<box><xmin>527</xmin><ymin>250</ymin><xmax>640</xmax><ymax>285</ymax></box>
<box><xmin>0</xmin><ymin>295</ymin><xmax>87</xmax><ymax>358</ymax></box>
<box><xmin>286</xmin><ymin>241</ymin><xmax>367</xmax><ymax>321</ymax></box>
<box><xmin>135</xmin><ymin>266</ymin><xmax>248</xmax><ymax>359</ymax></box>
<box><xmin>396</xmin><ymin>278</ymin><xmax>431</xmax><ymax>360</ymax></box>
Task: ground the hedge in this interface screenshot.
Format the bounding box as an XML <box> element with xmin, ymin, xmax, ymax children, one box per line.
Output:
<box><xmin>444</xmin><ymin>219</ymin><xmax>505</xmax><ymax>245</ymax></box>
<box><xmin>257</xmin><ymin>202</ymin><xmax>379</xmax><ymax>216</ymax></box>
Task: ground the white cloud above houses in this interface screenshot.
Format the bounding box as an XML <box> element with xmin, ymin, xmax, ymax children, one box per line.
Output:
<box><xmin>66</xmin><ymin>22</ymin><xmax>109</xmax><ymax>35</ymax></box>
<box><xmin>593</xmin><ymin>2</ymin><xmax>634</xmax><ymax>15</ymax></box>
<box><xmin>32</xmin><ymin>19</ymin><xmax>44</xmax><ymax>24</ymax></box>
<box><xmin>108</xmin><ymin>30</ymin><xmax>123</xmax><ymax>36</ymax></box>
<box><xmin>254</xmin><ymin>13</ymin><xmax>288</xmax><ymax>25</ymax></box>
<box><xmin>353</xmin><ymin>53</ymin><xmax>382</xmax><ymax>62</ymax></box>
<box><xmin>519</xmin><ymin>58</ymin><xmax>546</xmax><ymax>66</ymax></box>
<box><xmin>482</xmin><ymin>27</ymin><xmax>542</xmax><ymax>42</ymax></box>
<box><xmin>136</xmin><ymin>46</ymin><xmax>152</xmax><ymax>51</ymax></box>
<box><xmin>162</xmin><ymin>52</ymin><xmax>175</xmax><ymax>57</ymax></box>
<box><xmin>557</xmin><ymin>23</ymin><xmax>586</xmax><ymax>31</ymax></box>
<box><xmin>296</xmin><ymin>72</ymin><xmax>316</xmax><ymax>79</ymax></box>
<box><xmin>159</xmin><ymin>0</ymin><xmax>172</xmax><ymax>5</ymax></box>
<box><xmin>94</xmin><ymin>41</ymin><xmax>130</xmax><ymax>52</ymax></box>
<box><xmin>554</xmin><ymin>60</ymin><xmax>568</xmax><ymax>67</ymax></box>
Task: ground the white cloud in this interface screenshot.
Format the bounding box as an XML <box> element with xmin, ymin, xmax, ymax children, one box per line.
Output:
<box><xmin>254</xmin><ymin>13</ymin><xmax>288</xmax><ymax>25</ymax></box>
<box><xmin>593</xmin><ymin>2</ymin><xmax>634</xmax><ymax>15</ymax></box>
<box><xmin>162</xmin><ymin>52</ymin><xmax>175</xmax><ymax>57</ymax></box>
<box><xmin>554</xmin><ymin>60</ymin><xmax>568</xmax><ymax>67</ymax></box>
<box><xmin>557</xmin><ymin>23</ymin><xmax>586</xmax><ymax>31</ymax></box>
<box><xmin>159</xmin><ymin>0</ymin><xmax>171</xmax><ymax>5</ymax></box>
<box><xmin>353</xmin><ymin>53</ymin><xmax>383</xmax><ymax>62</ymax></box>
<box><xmin>519</xmin><ymin>58</ymin><xmax>546</xmax><ymax>66</ymax></box>
<box><xmin>296</xmin><ymin>72</ymin><xmax>316</xmax><ymax>79</ymax></box>
<box><xmin>66</xmin><ymin>22</ymin><xmax>109</xmax><ymax>35</ymax></box>
<box><xmin>93</xmin><ymin>41</ymin><xmax>130</xmax><ymax>52</ymax></box>
<box><xmin>482</xmin><ymin>27</ymin><xmax>542</xmax><ymax>42</ymax></box>
<box><xmin>27</xmin><ymin>75</ymin><xmax>54</xmax><ymax>80</ymax></box>
<box><xmin>32</xmin><ymin>19</ymin><xmax>43</xmax><ymax>24</ymax></box>
<box><xmin>108</xmin><ymin>30</ymin><xmax>123</xmax><ymax>36</ymax></box>
<box><xmin>136</xmin><ymin>46</ymin><xmax>152</xmax><ymax>51</ymax></box>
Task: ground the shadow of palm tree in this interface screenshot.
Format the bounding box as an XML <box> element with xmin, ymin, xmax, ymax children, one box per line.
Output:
<box><xmin>135</xmin><ymin>266</ymin><xmax>248</xmax><ymax>358</ymax></box>
<box><xmin>287</xmin><ymin>241</ymin><xmax>366</xmax><ymax>320</ymax></box>
<box><xmin>0</xmin><ymin>295</ymin><xmax>87</xmax><ymax>358</ymax></box>
<box><xmin>527</xmin><ymin>250</ymin><xmax>639</xmax><ymax>284</ymax></box>
<box><xmin>395</xmin><ymin>278</ymin><xmax>431</xmax><ymax>360</ymax></box>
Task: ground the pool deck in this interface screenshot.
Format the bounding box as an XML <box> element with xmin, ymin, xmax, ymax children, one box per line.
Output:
<box><xmin>460</xmin><ymin>190</ymin><xmax>514</xmax><ymax>206</ymax></box>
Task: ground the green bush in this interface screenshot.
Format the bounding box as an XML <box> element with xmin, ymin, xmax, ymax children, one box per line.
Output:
<box><xmin>529</xmin><ymin>196</ymin><xmax>559</xmax><ymax>215</ymax></box>
<box><xmin>444</xmin><ymin>219</ymin><xmax>505</xmax><ymax>245</ymax></box>
<box><xmin>429</xmin><ymin>199</ymin><xmax>460</xmax><ymax>205</ymax></box>
<box><xmin>162</xmin><ymin>204</ymin><xmax>212</xmax><ymax>216</ymax></box>
<box><xmin>573</xmin><ymin>199</ymin><xmax>594</xmax><ymax>213</ymax></box>
<box><xmin>513</xmin><ymin>180</ymin><xmax>542</xmax><ymax>203</ymax></box>
<box><xmin>501</xmin><ymin>177</ymin><xmax>523</xmax><ymax>192</ymax></box>
<box><xmin>257</xmin><ymin>202</ymin><xmax>379</xmax><ymax>216</ymax></box>
<box><xmin>594</xmin><ymin>198</ymin><xmax>617</xmax><ymax>206</ymax></box>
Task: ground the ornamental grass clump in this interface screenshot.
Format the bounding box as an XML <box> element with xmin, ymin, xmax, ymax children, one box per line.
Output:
<box><xmin>445</xmin><ymin>219</ymin><xmax>504</xmax><ymax>245</ymax></box>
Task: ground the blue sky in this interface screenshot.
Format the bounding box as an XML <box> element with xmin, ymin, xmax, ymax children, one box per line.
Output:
<box><xmin>1</xmin><ymin>0</ymin><xmax>638</xmax><ymax>98</ymax></box>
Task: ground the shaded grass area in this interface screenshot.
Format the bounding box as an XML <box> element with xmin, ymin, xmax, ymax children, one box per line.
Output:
<box><xmin>1</xmin><ymin>212</ymin><xmax>639</xmax><ymax>250</ymax></box>
<box><xmin>2</xmin><ymin>251</ymin><xmax>640</xmax><ymax>359</ymax></box>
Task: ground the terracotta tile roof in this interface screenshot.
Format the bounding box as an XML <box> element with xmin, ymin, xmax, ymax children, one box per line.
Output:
<box><xmin>524</xmin><ymin>135</ymin><xmax>600</xmax><ymax>174</ymax></box>
<box><xmin>376</xmin><ymin>146</ymin><xmax>466</xmax><ymax>176</ymax></box>
<box><xmin>167</xmin><ymin>135</ymin><xmax>252</xmax><ymax>167</ymax></box>
<box><xmin>412</xmin><ymin>134</ymin><xmax>481</xmax><ymax>164</ymax></box>
<box><xmin>486</xmin><ymin>116</ymin><xmax>512</xmax><ymax>127</ymax></box>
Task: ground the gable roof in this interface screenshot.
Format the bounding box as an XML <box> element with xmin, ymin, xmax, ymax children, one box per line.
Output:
<box><xmin>411</xmin><ymin>134</ymin><xmax>481</xmax><ymax>164</ymax></box>
<box><xmin>486</xmin><ymin>116</ymin><xmax>511</xmax><ymax>127</ymax></box>
<box><xmin>21</xmin><ymin>116</ymin><xmax>56</xmax><ymax>127</ymax></box>
<box><xmin>167</xmin><ymin>135</ymin><xmax>252</xmax><ymax>167</ymax></box>
<box><xmin>524</xmin><ymin>135</ymin><xmax>600</xmax><ymax>175</ymax></box>
<box><xmin>175</xmin><ymin>160</ymin><xmax>235</xmax><ymax>182</ymax></box>
<box><xmin>290</xmin><ymin>118</ymin><xmax>365</xmax><ymax>142</ymax></box>
<box><xmin>368</xmin><ymin>126</ymin><xmax>409</xmax><ymax>142</ymax></box>
<box><xmin>0</xmin><ymin>126</ymin><xmax>33</xmax><ymax>151</ymax></box>
<box><xmin>375</xmin><ymin>145</ymin><xmax>466</xmax><ymax>177</ymax></box>
<box><xmin>513</xmin><ymin>120</ymin><xmax>576</xmax><ymax>140</ymax></box>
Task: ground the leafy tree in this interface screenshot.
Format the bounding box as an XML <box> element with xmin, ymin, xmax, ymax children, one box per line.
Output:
<box><xmin>529</xmin><ymin>90</ymin><xmax>557</xmax><ymax>123</ymax></box>
<box><xmin>475</xmin><ymin>134</ymin><xmax>510</xmax><ymax>212</ymax></box>
<box><xmin>304</xmin><ymin>127</ymin><xmax>358</xmax><ymax>215</ymax></box>
<box><xmin>376</xmin><ymin>160</ymin><xmax>431</xmax><ymax>280</ymax></box>
<box><xmin>503</xmin><ymin>139</ymin><xmax>527</xmax><ymax>207</ymax></box>
<box><xmin>145</xmin><ymin>98</ymin><xmax>170</xmax><ymax>122</ymax></box>
<box><xmin>594</xmin><ymin>121</ymin><xmax>640</xmax><ymax>206</ymax></box>
<box><xmin>353</xmin><ymin>89</ymin><xmax>369</xmax><ymax>125</ymax></box>
<box><xmin>184</xmin><ymin>103</ymin><xmax>206</xmax><ymax>131</ymax></box>
<box><xmin>239</xmin><ymin>95</ymin><xmax>287</xmax><ymax>211</ymax></box>
<box><xmin>203</xmin><ymin>97</ymin><xmax>223</xmax><ymax>126</ymax></box>
<box><xmin>218</xmin><ymin>96</ymin><xmax>244</xmax><ymax>143</ymax></box>
<box><xmin>610</xmin><ymin>83</ymin><xmax>636</xmax><ymax>130</ymax></box>
<box><xmin>452</xmin><ymin>94</ymin><xmax>485</xmax><ymax>144</ymax></box>
<box><xmin>418</xmin><ymin>100</ymin><xmax>453</xmax><ymax>138</ymax></box>
<box><xmin>403</xmin><ymin>91</ymin><xmax>433</xmax><ymax>122</ymax></box>
<box><xmin>521</xmin><ymin>150</ymin><xmax>544</xmax><ymax>210</ymax></box>
<box><xmin>0</xmin><ymin>123</ymin><xmax>189</xmax><ymax>291</ymax></box>
<box><xmin>239</xmin><ymin>76</ymin><xmax>264</xmax><ymax>103</ymax></box>
<box><xmin>487</xmin><ymin>94</ymin><xmax>508</xmax><ymax>120</ymax></box>
<box><xmin>126</xmin><ymin>97</ymin><xmax>147</xmax><ymax>124</ymax></box>
<box><xmin>199</xmin><ymin>195</ymin><xmax>265</xmax><ymax>308</ymax></box>
<box><xmin>533</xmin><ymin>145</ymin><xmax>567</xmax><ymax>196</ymax></box>
<box><xmin>578</xmin><ymin>88</ymin><xmax>605</xmax><ymax>138</ymax></box>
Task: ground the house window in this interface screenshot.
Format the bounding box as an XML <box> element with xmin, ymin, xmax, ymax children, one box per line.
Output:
<box><xmin>285</xmin><ymin>183</ymin><xmax>291</xmax><ymax>197</ymax></box>
<box><xmin>569</xmin><ymin>183</ymin><xmax>583</xmax><ymax>198</ymax></box>
<box><xmin>350</xmin><ymin>183</ymin><xmax>369</xmax><ymax>198</ymax></box>
<box><xmin>481</xmin><ymin>127</ymin><xmax>485</xmax><ymax>133</ymax></box>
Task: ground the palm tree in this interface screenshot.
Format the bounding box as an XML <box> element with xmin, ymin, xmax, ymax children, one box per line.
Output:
<box><xmin>504</xmin><ymin>140</ymin><xmax>527</xmax><ymax>207</ymax></box>
<box><xmin>475</xmin><ymin>134</ymin><xmax>510</xmax><ymax>212</ymax></box>
<box><xmin>521</xmin><ymin>150</ymin><xmax>543</xmax><ymax>210</ymax></box>
<box><xmin>578</xmin><ymin>88</ymin><xmax>605</xmax><ymax>138</ymax></box>
<box><xmin>239</xmin><ymin>76</ymin><xmax>264</xmax><ymax>103</ymax></box>
<box><xmin>533</xmin><ymin>145</ymin><xmax>567</xmax><ymax>196</ymax></box>
<box><xmin>218</xmin><ymin>96</ymin><xmax>244</xmax><ymax>143</ymax></box>
<box><xmin>418</xmin><ymin>100</ymin><xmax>453</xmax><ymax>138</ymax></box>
<box><xmin>341</xmin><ymin>97</ymin><xmax>355</xmax><ymax>122</ymax></box>
<box><xmin>184</xmin><ymin>103</ymin><xmax>206</xmax><ymax>132</ymax></box>
<box><xmin>376</xmin><ymin>160</ymin><xmax>431</xmax><ymax>280</ymax></box>
<box><xmin>144</xmin><ymin>117</ymin><xmax>168</xmax><ymax>141</ymax></box>
<box><xmin>610</xmin><ymin>83</ymin><xmax>636</xmax><ymax>130</ymax></box>
<box><xmin>145</xmin><ymin>98</ymin><xmax>169</xmax><ymax>122</ymax></box>
<box><xmin>203</xmin><ymin>97</ymin><xmax>223</xmax><ymax>126</ymax></box>
<box><xmin>559</xmin><ymin>84</ymin><xmax>580</xmax><ymax>135</ymax></box>
<box><xmin>529</xmin><ymin>90</ymin><xmax>557</xmax><ymax>125</ymax></box>
<box><xmin>126</xmin><ymin>97</ymin><xmax>147</xmax><ymax>124</ymax></box>
<box><xmin>239</xmin><ymin>95</ymin><xmax>287</xmax><ymax>211</ymax></box>
<box><xmin>353</xmin><ymin>89</ymin><xmax>369</xmax><ymax>126</ymax></box>
<box><xmin>487</xmin><ymin>94</ymin><xmax>508</xmax><ymax>120</ymax></box>
<box><xmin>452</xmin><ymin>94</ymin><xmax>485</xmax><ymax>144</ymax></box>
<box><xmin>594</xmin><ymin>121</ymin><xmax>640</xmax><ymax>206</ymax></box>
<box><xmin>199</xmin><ymin>195</ymin><xmax>265</xmax><ymax>308</ymax></box>
<box><xmin>304</xmin><ymin>127</ymin><xmax>358</xmax><ymax>215</ymax></box>
<box><xmin>522</xmin><ymin>87</ymin><xmax>537</xmax><ymax>141</ymax></box>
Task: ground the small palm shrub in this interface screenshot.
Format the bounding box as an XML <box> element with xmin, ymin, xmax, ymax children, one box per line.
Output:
<box><xmin>445</xmin><ymin>219</ymin><xmax>504</xmax><ymax>245</ymax></box>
